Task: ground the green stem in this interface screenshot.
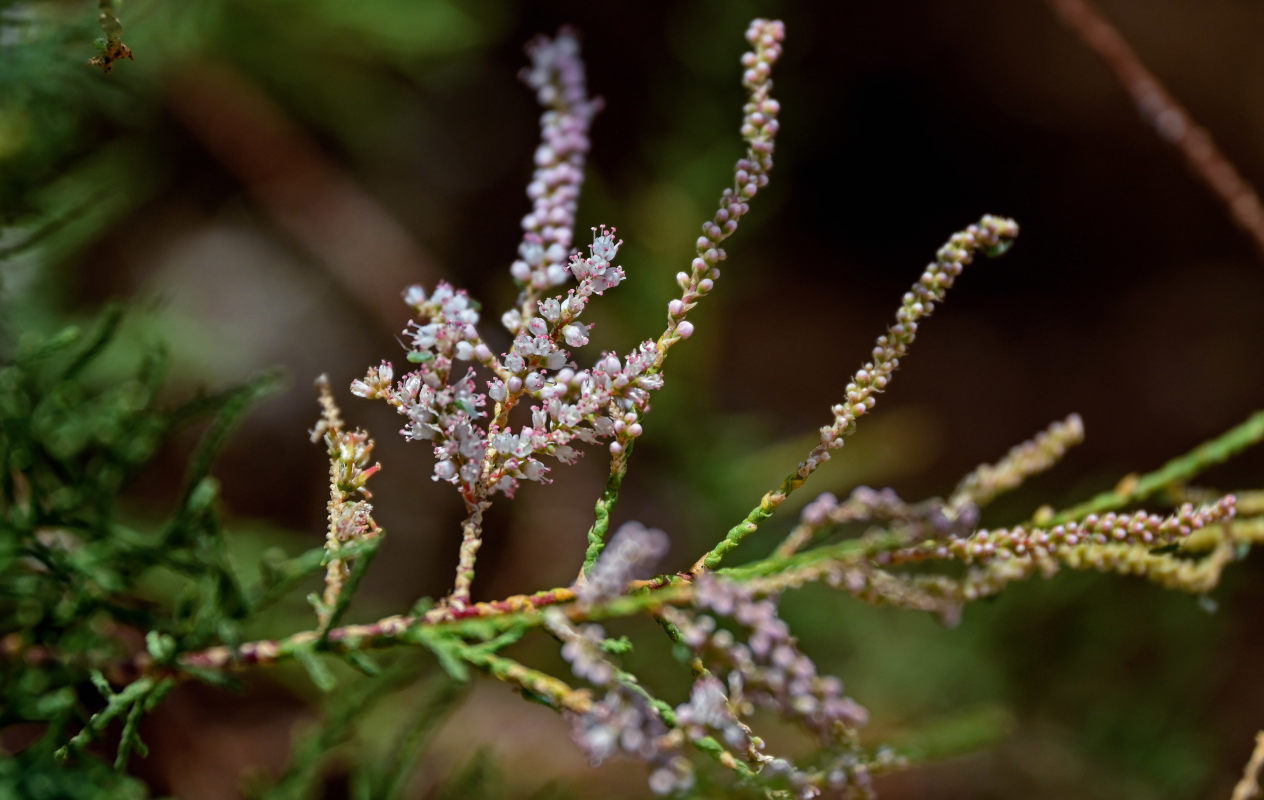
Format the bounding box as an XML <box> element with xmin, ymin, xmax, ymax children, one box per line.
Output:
<box><xmin>57</xmin><ymin>674</ymin><xmax>160</xmax><ymax>761</ymax></box>
<box><xmin>457</xmin><ymin>646</ymin><xmax>593</xmax><ymax>713</ymax></box>
<box><xmin>1047</xmin><ymin>409</ymin><xmax>1264</xmax><ymax>524</ymax></box>
<box><xmin>692</xmin><ymin>468</ymin><xmax>806</xmax><ymax>573</ymax></box>
<box><xmin>318</xmin><ymin>536</ymin><xmax>383</xmax><ymax>642</ymax></box>
<box><xmin>580</xmin><ymin>441</ymin><xmax>634</xmax><ymax>576</ymax></box>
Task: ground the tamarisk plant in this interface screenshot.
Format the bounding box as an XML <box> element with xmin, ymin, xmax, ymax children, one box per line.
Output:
<box><xmin>22</xmin><ymin>16</ymin><xmax>1264</xmax><ymax>799</ymax></box>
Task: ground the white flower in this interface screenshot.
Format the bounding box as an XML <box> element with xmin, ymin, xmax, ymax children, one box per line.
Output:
<box><xmin>590</xmin><ymin>226</ymin><xmax>620</xmax><ymax>262</ymax></box>
<box><xmin>402</xmin><ymin>285</ymin><xmax>426</xmax><ymax>306</ymax></box>
<box><xmin>433</xmin><ymin>460</ymin><xmax>456</xmax><ymax>481</ymax></box>
<box><xmin>563</xmin><ymin>323</ymin><xmax>590</xmax><ymax>348</ymax></box>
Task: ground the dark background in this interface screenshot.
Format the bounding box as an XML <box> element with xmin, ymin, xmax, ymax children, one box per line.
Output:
<box><xmin>2</xmin><ymin>1</ymin><xmax>1263</xmax><ymax>797</ymax></box>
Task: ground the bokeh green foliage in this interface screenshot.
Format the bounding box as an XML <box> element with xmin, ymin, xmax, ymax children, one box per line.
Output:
<box><xmin>0</xmin><ymin>302</ymin><xmax>286</xmax><ymax>772</ymax></box>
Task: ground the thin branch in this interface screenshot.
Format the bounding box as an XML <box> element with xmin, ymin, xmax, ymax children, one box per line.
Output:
<box><xmin>128</xmin><ymin>510</ymin><xmax>1264</xmax><ymax>686</ymax></box>
<box><xmin>449</xmin><ymin>499</ymin><xmax>490</xmax><ymax>609</ymax></box>
<box><xmin>1045</xmin><ymin>0</ymin><xmax>1264</xmax><ymax>258</ymax></box>
<box><xmin>580</xmin><ymin>20</ymin><xmax>786</xmax><ymax>574</ymax></box>
<box><xmin>1045</xmin><ymin>409</ymin><xmax>1264</xmax><ymax>524</ymax></box>
<box><xmin>691</xmin><ymin>215</ymin><xmax>1020</xmax><ymax>573</ymax></box>
<box><xmin>1233</xmin><ymin>731</ymin><xmax>1264</xmax><ymax>800</ymax></box>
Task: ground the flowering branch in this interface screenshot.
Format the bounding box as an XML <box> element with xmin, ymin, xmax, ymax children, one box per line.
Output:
<box><xmin>309</xmin><ymin>375</ymin><xmax>383</xmax><ymax>637</ymax></box>
<box><xmin>579</xmin><ymin>19</ymin><xmax>786</xmax><ymax>577</ymax></box>
<box><xmin>691</xmin><ymin>214</ymin><xmax>1021</xmax><ymax>573</ymax></box>
<box><xmin>1044</xmin><ymin>408</ymin><xmax>1264</xmax><ymax>525</ymax></box>
<box><xmin>54</xmin><ymin>15</ymin><xmax>1264</xmax><ymax>798</ymax></box>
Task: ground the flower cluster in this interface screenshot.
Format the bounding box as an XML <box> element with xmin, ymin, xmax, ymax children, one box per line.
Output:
<box><xmin>352</xmin><ymin>225</ymin><xmax>666</xmax><ymax>504</ymax></box>
<box><xmin>309</xmin><ymin>375</ymin><xmax>382</xmax><ymax>631</ymax></box>
<box><xmin>659</xmin><ymin>574</ymin><xmax>877</xmax><ymax>797</ymax></box>
<box><xmin>350</xmin><ymin>282</ymin><xmax>494</xmax><ymax>496</ymax></box>
<box><xmin>886</xmin><ymin>495</ymin><xmax>1236</xmax><ymax>565</ymax></box>
<box><xmin>512</xmin><ymin>28</ymin><xmax>602</xmax><ymax>300</ymax></box>
<box><xmin>577</xmin><ymin>521</ymin><xmax>669</xmax><ymax>603</ymax></box>
<box><xmin>546</xmin><ymin>607</ymin><xmax>694</xmax><ymax>795</ymax></box>
<box><xmin>687</xmin><ymin>576</ymin><xmax>869</xmax><ymax>737</ymax></box>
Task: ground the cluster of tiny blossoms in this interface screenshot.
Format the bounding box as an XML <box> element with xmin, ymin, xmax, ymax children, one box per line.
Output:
<box><xmin>351</xmin><ymin>224</ymin><xmax>665</xmax><ymax>500</ymax></box>
<box><xmin>558</xmin><ymin>529</ymin><xmax>756</xmax><ymax>796</ymax></box>
<box><xmin>548</xmin><ymin>529</ymin><xmax>694</xmax><ymax>794</ymax></box>
<box><xmin>308</xmin><ymin>376</ymin><xmax>381</xmax><ymax>629</ymax></box>
<box><xmin>548</xmin><ymin>608</ymin><xmax>695</xmax><ymax>795</ymax></box>
<box><xmin>662</xmin><ymin>574</ymin><xmax>876</xmax><ymax>797</ymax></box>
<box><xmin>577</xmin><ymin>521</ymin><xmax>669</xmax><ymax>603</ymax></box>
<box><xmin>562</xmin><ymin>525</ymin><xmax>877</xmax><ymax>798</ymax></box>
<box><xmin>512</xmin><ymin>29</ymin><xmax>602</xmax><ymax>301</ymax></box>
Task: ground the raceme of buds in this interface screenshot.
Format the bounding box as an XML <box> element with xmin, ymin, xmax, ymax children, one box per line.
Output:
<box><xmin>885</xmin><ymin>495</ymin><xmax>1236</xmax><ymax>565</ymax></box>
<box><xmin>656</xmin><ymin>18</ymin><xmax>785</xmax><ymax>365</ymax></box>
<box><xmin>950</xmin><ymin>413</ymin><xmax>1085</xmax><ymax>509</ymax></box>
<box><xmin>820</xmin><ymin>215</ymin><xmax>1020</xmax><ymax>455</ymax></box>
<box><xmin>691</xmin><ymin>214</ymin><xmax>1022</xmax><ymax>576</ymax></box>
<box><xmin>512</xmin><ymin>29</ymin><xmax>602</xmax><ymax>299</ymax></box>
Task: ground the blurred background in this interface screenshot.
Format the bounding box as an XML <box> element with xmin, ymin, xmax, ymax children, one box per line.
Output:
<box><xmin>2</xmin><ymin>0</ymin><xmax>1264</xmax><ymax>797</ymax></box>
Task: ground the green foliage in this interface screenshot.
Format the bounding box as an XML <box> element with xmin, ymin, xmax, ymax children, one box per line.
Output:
<box><xmin>252</xmin><ymin>666</ymin><xmax>465</xmax><ymax>800</ymax></box>
<box><xmin>0</xmin><ymin>748</ymin><xmax>149</xmax><ymax>800</ymax></box>
<box><xmin>0</xmin><ymin>306</ymin><xmax>280</xmax><ymax>771</ymax></box>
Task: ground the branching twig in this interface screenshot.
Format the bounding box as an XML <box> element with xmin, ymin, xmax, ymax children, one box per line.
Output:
<box><xmin>1045</xmin><ymin>0</ymin><xmax>1264</xmax><ymax>258</ymax></box>
<box><xmin>691</xmin><ymin>215</ymin><xmax>1020</xmax><ymax>573</ymax></box>
<box><xmin>1044</xmin><ymin>409</ymin><xmax>1264</xmax><ymax>524</ymax></box>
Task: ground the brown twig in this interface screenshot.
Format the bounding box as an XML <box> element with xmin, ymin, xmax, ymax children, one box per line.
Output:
<box><xmin>1045</xmin><ymin>0</ymin><xmax>1264</xmax><ymax>258</ymax></box>
<box><xmin>89</xmin><ymin>0</ymin><xmax>133</xmax><ymax>74</ymax></box>
<box><xmin>1234</xmin><ymin>731</ymin><xmax>1264</xmax><ymax>800</ymax></box>
<box><xmin>160</xmin><ymin>512</ymin><xmax>1264</xmax><ymax>678</ymax></box>
<box><xmin>165</xmin><ymin>61</ymin><xmax>442</xmax><ymax>331</ymax></box>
